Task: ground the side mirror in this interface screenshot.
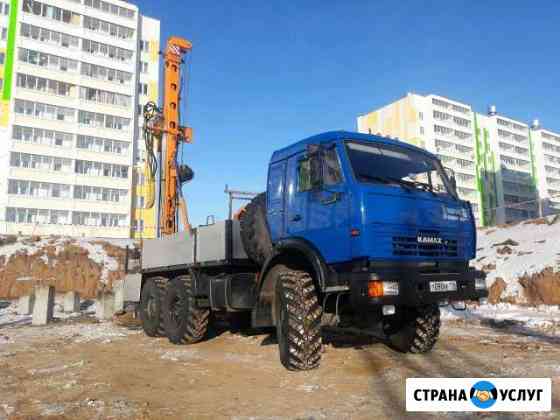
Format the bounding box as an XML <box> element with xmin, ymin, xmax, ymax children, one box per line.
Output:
<box><xmin>449</xmin><ymin>174</ymin><xmax>457</xmax><ymax>193</ymax></box>
<box><xmin>444</xmin><ymin>166</ymin><xmax>457</xmax><ymax>193</ymax></box>
<box><xmin>306</xmin><ymin>144</ymin><xmax>324</xmax><ymax>190</ymax></box>
<box><xmin>310</xmin><ymin>155</ymin><xmax>323</xmax><ymax>190</ymax></box>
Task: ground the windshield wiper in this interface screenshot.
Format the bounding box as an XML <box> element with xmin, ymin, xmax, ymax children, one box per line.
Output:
<box><xmin>359</xmin><ymin>174</ymin><xmax>414</xmax><ymax>192</ymax></box>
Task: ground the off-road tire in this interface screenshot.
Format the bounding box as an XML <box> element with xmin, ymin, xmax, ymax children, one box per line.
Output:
<box><xmin>162</xmin><ymin>275</ymin><xmax>210</xmax><ymax>344</ymax></box>
<box><xmin>139</xmin><ymin>277</ymin><xmax>168</xmax><ymax>337</ymax></box>
<box><xmin>240</xmin><ymin>192</ymin><xmax>273</xmax><ymax>265</ymax></box>
<box><xmin>383</xmin><ymin>304</ymin><xmax>440</xmax><ymax>353</ymax></box>
<box><xmin>275</xmin><ymin>270</ymin><xmax>323</xmax><ymax>370</ymax></box>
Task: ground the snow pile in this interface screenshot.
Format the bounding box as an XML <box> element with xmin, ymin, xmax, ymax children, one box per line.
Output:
<box><xmin>474</xmin><ymin>215</ymin><xmax>560</xmax><ymax>304</ymax></box>
<box><xmin>0</xmin><ymin>296</ymin><xmax>96</xmax><ymax>329</ymax></box>
<box><xmin>442</xmin><ymin>303</ymin><xmax>560</xmax><ymax>335</ymax></box>
<box><xmin>54</xmin><ymin>322</ymin><xmax>140</xmax><ymax>344</ymax></box>
<box><xmin>0</xmin><ymin>236</ymin><xmax>137</xmax><ymax>299</ymax></box>
<box><xmin>0</xmin><ymin>237</ymin><xmax>133</xmax><ymax>284</ymax></box>
<box><xmin>0</xmin><ymin>300</ymin><xmax>31</xmax><ymax>330</ymax></box>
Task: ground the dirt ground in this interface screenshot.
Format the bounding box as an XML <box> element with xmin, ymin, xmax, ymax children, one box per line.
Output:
<box><xmin>0</xmin><ymin>316</ymin><xmax>559</xmax><ymax>420</ymax></box>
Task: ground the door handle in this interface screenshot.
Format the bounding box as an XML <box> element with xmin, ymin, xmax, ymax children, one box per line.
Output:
<box><xmin>291</xmin><ymin>214</ymin><xmax>302</xmax><ymax>222</ymax></box>
<box><xmin>321</xmin><ymin>192</ymin><xmax>341</xmax><ymax>205</ymax></box>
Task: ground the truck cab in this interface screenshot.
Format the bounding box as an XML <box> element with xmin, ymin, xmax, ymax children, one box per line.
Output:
<box><xmin>255</xmin><ymin>131</ymin><xmax>486</xmax><ymax>368</ymax></box>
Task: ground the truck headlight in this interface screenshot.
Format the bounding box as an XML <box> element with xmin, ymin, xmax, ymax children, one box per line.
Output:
<box><xmin>475</xmin><ymin>277</ymin><xmax>487</xmax><ymax>290</ymax></box>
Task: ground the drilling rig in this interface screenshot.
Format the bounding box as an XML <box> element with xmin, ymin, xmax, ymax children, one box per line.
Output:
<box><xmin>142</xmin><ymin>36</ymin><xmax>194</xmax><ymax>237</ymax></box>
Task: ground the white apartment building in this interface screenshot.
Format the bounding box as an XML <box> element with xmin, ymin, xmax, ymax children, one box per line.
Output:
<box><xmin>0</xmin><ymin>0</ymin><xmax>160</xmax><ymax>238</ymax></box>
<box><xmin>532</xmin><ymin>125</ymin><xmax>560</xmax><ymax>215</ymax></box>
<box><xmin>357</xmin><ymin>93</ymin><xmax>558</xmax><ymax>226</ymax></box>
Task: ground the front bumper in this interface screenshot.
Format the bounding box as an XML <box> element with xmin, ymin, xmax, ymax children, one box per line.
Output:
<box><xmin>349</xmin><ymin>266</ymin><xmax>488</xmax><ymax>309</ymax></box>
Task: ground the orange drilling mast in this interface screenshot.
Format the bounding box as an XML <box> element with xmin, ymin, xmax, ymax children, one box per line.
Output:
<box><xmin>143</xmin><ymin>37</ymin><xmax>193</xmax><ymax>237</ymax></box>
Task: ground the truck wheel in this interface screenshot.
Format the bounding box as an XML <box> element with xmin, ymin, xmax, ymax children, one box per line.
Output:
<box><xmin>240</xmin><ymin>192</ymin><xmax>273</xmax><ymax>265</ymax></box>
<box><xmin>383</xmin><ymin>305</ymin><xmax>440</xmax><ymax>353</ymax></box>
<box><xmin>139</xmin><ymin>277</ymin><xmax>168</xmax><ymax>337</ymax></box>
<box><xmin>275</xmin><ymin>270</ymin><xmax>323</xmax><ymax>370</ymax></box>
<box><xmin>163</xmin><ymin>275</ymin><xmax>210</xmax><ymax>344</ymax></box>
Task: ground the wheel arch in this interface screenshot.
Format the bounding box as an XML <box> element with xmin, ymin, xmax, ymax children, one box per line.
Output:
<box><xmin>252</xmin><ymin>238</ymin><xmax>329</xmax><ymax>328</ymax></box>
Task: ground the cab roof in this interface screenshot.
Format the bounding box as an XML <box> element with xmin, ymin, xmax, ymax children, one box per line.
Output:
<box><xmin>270</xmin><ymin>131</ymin><xmax>436</xmax><ymax>164</ymax></box>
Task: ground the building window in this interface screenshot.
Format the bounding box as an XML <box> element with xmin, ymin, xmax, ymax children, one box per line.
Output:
<box><xmin>81</xmin><ymin>62</ymin><xmax>132</xmax><ymax>85</ymax></box>
<box><xmin>77</xmin><ymin>135</ymin><xmax>129</xmax><ymax>155</ymax></box>
<box><xmin>140</xmin><ymin>61</ymin><xmax>148</xmax><ymax>73</ymax></box>
<box><xmin>10</xmin><ymin>152</ymin><xmax>72</xmax><ymax>172</ymax></box>
<box><xmin>419</xmin><ymin>112</ymin><xmax>423</xmax><ymax>121</ymax></box>
<box><xmin>82</xmin><ymin>39</ymin><xmax>134</xmax><ymax>63</ymax></box>
<box><xmin>138</xmin><ymin>83</ymin><xmax>148</xmax><ymax>96</ymax></box>
<box><xmin>75</xmin><ymin>159</ymin><xmax>129</xmax><ymax>179</ymax></box>
<box><xmin>78</xmin><ymin>110</ymin><xmax>131</xmax><ymax>131</ymax></box>
<box><xmin>83</xmin><ymin>15</ymin><xmax>134</xmax><ymax>40</ymax></box>
<box><xmin>72</xmin><ymin>211</ymin><xmax>127</xmax><ymax>227</ymax></box>
<box><xmin>22</xmin><ymin>0</ymin><xmax>80</xmax><ymax>25</ymax></box>
<box><xmin>16</xmin><ymin>73</ymin><xmax>75</xmax><ymax>96</ymax></box>
<box><xmin>18</xmin><ymin>48</ymin><xmax>78</xmax><ymax>73</ymax></box>
<box><xmin>7</xmin><ymin>207</ymin><xmax>70</xmax><ymax>225</ymax></box>
<box><xmin>140</xmin><ymin>40</ymin><xmax>149</xmax><ymax>51</ymax></box>
<box><xmin>74</xmin><ymin>185</ymin><xmax>127</xmax><ymax>203</ymax></box>
<box><xmin>1</xmin><ymin>27</ymin><xmax>6</xmax><ymax>40</ymax></box>
<box><xmin>84</xmin><ymin>0</ymin><xmax>135</xmax><ymax>19</ymax></box>
<box><xmin>8</xmin><ymin>179</ymin><xmax>71</xmax><ymax>199</ymax></box>
<box><xmin>420</xmin><ymin>126</ymin><xmax>424</xmax><ymax>135</ymax></box>
<box><xmin>14</xmin><ymin>99</ymin><xmax>76</xmax><ymax>123</ymax></box>
<box><xmin>20</xmin><ymin>23</ymin><xmax>80</xmax><ymax>49</ymax></box>
<box><xmin>13</xmin><ymin>125</ymin><xmax>74</xmax><ymax>148</ymax></box>
<box><xmin>79</xmin><ymin>86</ymin><xmax>131</xmax><ymax>107</ymax></box>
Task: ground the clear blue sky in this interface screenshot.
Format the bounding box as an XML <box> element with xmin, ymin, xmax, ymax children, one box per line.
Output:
<box><xmin>134</xmin><ymin>0</ymin><xmax>560</xmax><ymax>226</ymax></box>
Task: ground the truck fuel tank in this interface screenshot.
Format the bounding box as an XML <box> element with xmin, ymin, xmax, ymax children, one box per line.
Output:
<box><xmin>209</xmin><ymin>273</ymin><xmax>257</xmax><ymax>311</ymax></box>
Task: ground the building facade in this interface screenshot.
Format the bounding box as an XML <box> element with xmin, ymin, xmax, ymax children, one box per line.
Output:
<box><xmin>131</xmin><ymin>15</ymin><xmax>159</xmax><ymax>239</ymax></box>
<box><xmin>357</xmin><ymin>93</ymin><xmax>560</xmax><ymax>226</ymax></box>
<box><xmin>0</xmin><ymin>0</ymin><xmax>160</xmax><ymax>238</ymax></box>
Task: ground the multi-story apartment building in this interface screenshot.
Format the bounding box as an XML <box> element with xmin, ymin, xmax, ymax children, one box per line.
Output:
<box><xmin>532</xmin><ymin>124</ymin><xmax>560</xmax><ymax>215</ymax></box>
<box><xmin>479</xmin><ymin>110</ymin><xmax>538</xmax><ymax>224</ymax></box>
<box><xmin>0</xmin><ymin>0</ymin><xmax>160</xmax><ymax>238</ymax></box>
<box><xmin>357</xmin><ymin>92</ymin><xmax>558</xmax><ymax>226</ymax></box>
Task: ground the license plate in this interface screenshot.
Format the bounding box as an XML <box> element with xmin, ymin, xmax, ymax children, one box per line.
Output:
<box><xmin>429</xmin><ymin>281</ymin><xmax>457</xmax><ymax>293</ymax></box>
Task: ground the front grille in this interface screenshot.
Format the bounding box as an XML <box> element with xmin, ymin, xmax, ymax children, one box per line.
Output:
<box><xmin>392</xmin><ymin>234</ymin><xmax>458</xmax><ymax>257</ymax></box>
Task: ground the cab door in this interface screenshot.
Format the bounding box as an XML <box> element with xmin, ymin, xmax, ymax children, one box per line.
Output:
<box><xmin>287</xmin><ymin>146</ymin><xmax>351</xmax><ymax>263</ymax></box>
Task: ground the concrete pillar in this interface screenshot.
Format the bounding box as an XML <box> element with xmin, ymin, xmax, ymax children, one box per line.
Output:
<box><xmin>17</xmin><ymin>294</ymin><xmax>35</xmax><ymax>315</ymax></box>
<box><xmin>113</xmin><ymin>281</ymin><xmax>124</xmax><ymax>313</ymax></box>
<box><xmin>32</xmin><ymin>286</ymin><xmax>55</xmax><ymax>326</ymax></box>
<box><xmin>95</xmin><ymin>291</ymin><xmax>115</xmax><ymax>320</ymax></box>
<box><xmin>63</xmin><ymin>291</ymin><xmax>80</xmax><ymax>313</ymax></box>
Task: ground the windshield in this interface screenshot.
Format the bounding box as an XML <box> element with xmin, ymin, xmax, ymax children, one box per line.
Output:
<box><xmin>345</xmin><ymin>141</ymin><xmax>457</xmax><ymax>198</ymax></box>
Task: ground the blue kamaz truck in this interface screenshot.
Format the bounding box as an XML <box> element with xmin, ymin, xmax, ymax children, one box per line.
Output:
<box><xmin>138</xmin><ymin>131</ymin><xmax>487</xmax><ymax>371</ymax></box>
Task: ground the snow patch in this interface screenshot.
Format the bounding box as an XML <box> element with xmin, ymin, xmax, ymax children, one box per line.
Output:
<box><xmin>0</xmin><ymin>236</ymin><xmax>135</xmax><ymax>286</ymax></box>
<box><xmin>475</xmin><ymin>216</ymin><xmax>560</xmax><ymax>302</ymax></box>
<box><xmin>442</xmin><ymin>303</ymin><xmax>560</xmax><ymax>334</ymax></box>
